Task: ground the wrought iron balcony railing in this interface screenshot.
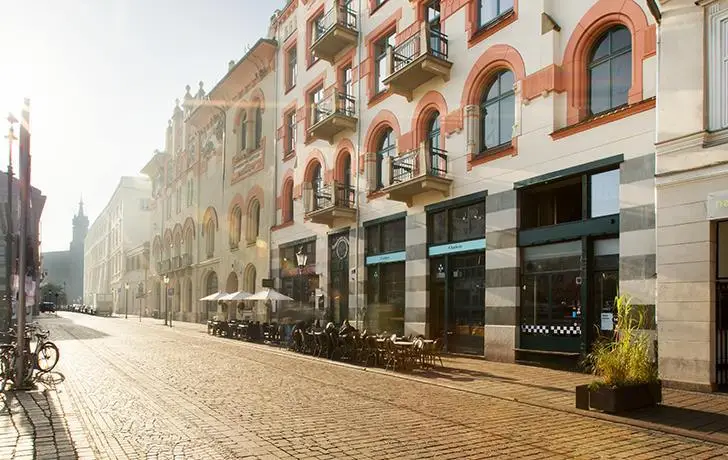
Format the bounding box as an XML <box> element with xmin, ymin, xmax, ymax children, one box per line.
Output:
<box><xmin>314</xmin><ymin>6</ymin><xmax>357</xmax><ymax>41</ymax></box>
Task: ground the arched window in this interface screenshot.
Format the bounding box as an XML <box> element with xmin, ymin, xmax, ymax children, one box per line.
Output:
<box><xmin>588</xmin><ymin>26</ymin><xmax>632</xmax><ymax>116</ymax></box>
<box><xmin>283</xmin><ymin>179</ymin><xmax>294</xmax><ymax>223</ymax></box>
<box><xmin>230</xmin><ymin>206</ymin><xmax>242</xmax><ymax>248</ymax></box>
<box><xmin>376</xmin><ymin>128</ymin><xmax>396</xmax><ymax>189</ymax></box>
<box><xmin>239</xmin><ymin>111</ymin><xmax>247</xmax><ymax>151</ymax></box>
<box><xmin>244</xmin><ymin>264</ymin><xmax>257</xmax><ymax>294</ymax></box>
<box><xmin>205</xmin><ymin>220</ymin><xmax>215</xmax><ymax>258</ymax></box>
<box><xmin>247</xmin><ymin>199</ymin><xmax>261</xmax><ymax>243</ymax></box>
<box><xmin>480</xmin><ymin>70</ymin><xmax>515</xmax><ymax>153</ymax></box>
<box><xmin>426</xmin><ymin>112</ymin><xmax>445</xmax><ymax>175</ymax></box>
<box><xmin>184</xmin><ymin>230</ymin><xmax>193</xmax><ymax>256</ymax></box>
<box><xmin>254</xmin><ymin>105</ymin><xmax>263</xmax><ymax>149</ymax></box>
<box><xmin>206</xmin><ymin>272</ymin><xmax>218</xmax><ymax>295</ymax></box>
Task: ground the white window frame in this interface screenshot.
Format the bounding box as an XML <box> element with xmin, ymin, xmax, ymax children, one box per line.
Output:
<box><xmin>708</xmin><ymin>1</ymin><xmax>728</xmax><ymax>131</ymax></box>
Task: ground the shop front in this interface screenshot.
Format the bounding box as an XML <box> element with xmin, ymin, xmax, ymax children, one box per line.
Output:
<box><xmin>517</xmin><ymin>162</ymin><xmax>621</xmax><ymax>360</ymax></box>
<box><xmin>328</xmin><ymin>230</ymin><xmax>350</xmax><ymax>323</ymax></box>
<box><xmin>278</xmin><ymin>238</ymin><xmax>319</xmax><ymax>323</ymax></box>
<box><xmin>709</xmin><ymin>193</ymin><xmax>728</xmax><ymax>388</ymax></box>
<box><xmin>427</xmin><ymin>194</ymin><xmax>486</xmax><ymax>355</ymax></box>
<box><xmin>364</xmin><ymin>214</ymin><xmax>406</xmax><ymax>336</ymax></box>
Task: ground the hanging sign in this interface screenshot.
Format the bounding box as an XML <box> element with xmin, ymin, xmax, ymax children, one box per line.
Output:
<box><xmin>428</xmin><ymin>238</ymin><xmax>486</xmax><ymax>257</ymax></box>
<box><xmin>707</xmin><ymin>190</ymin><xmax>728</xmax><ymax>220</ymax></box>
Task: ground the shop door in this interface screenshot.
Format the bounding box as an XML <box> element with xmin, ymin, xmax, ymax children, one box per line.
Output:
<box><xmin>590</xmin><ymin>238</ymin><xmax>619</xmax><ymax>348</ymax></box>
<box><xmin>429</xmin><ymin>257</ymin><xmax>447</xmax><ymax>339</ymax></box>
<box><xmin>717</xmin><ymin>282</ymin><xmax>728</xmax><ymax>387</ymax></box>
<box><xmin>329</xmin><ymin>232</ymin><xmax>350</xmax><ymax>323</ymax></box>
<box><xmin>448</xmin><ymin>253</ymin><xmax>485</xmax><ymax>355</ymax></box>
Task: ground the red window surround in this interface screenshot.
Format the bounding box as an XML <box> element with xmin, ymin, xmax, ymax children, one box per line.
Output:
<box><xmin>305</xmin><ymin>3</ymin><xmax>326</xmax><ymax>69</ymax></box>
<box><xmin>363</xmin><ymin>8</ymin><xmax>402</xmax><ymax>108</ymax></box>
<box><xmin>303</xmin><ymin>72</ymin><xmax>327</xmax><ymax>145</ymax></box>
<box><xmin>283</xmin><ymin>37</ymin><xmax>297</xmax><ymax>94</ymax></box>
<box><xmin>467</xmin><ymin>0</ymin><xmax>519</xmax><ymax>49</ymax></box>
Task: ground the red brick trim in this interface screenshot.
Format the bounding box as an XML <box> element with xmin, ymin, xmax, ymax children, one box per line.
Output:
<box><xmin>550</xmin><ymin>97</ymin><xmax>655</xmax><ymax>141</ymax></box>
<box><xmin>306</xmin><ymin>2</ymin><xmax>326</xmax><ymax>69</ymax></box>
<box><xmin>461</xmin><ymin>44</ymin><xmax>526</xmax><ymax>108</ymax></box>
<box><xmin>365</xmin><ymin>8</ymin><xmax>402</xmax><ymax>104</ymax></box>
<box><xmin>202</xmin><ymin>206</ymin><xmax>219</xmax><ymax>231</ymax></box>
<box><xmin>562</xmin><ymin>0</ymin><xmax>651</xmax><ymax>125</ymax></box>
<box><xmin>303</xmin><ymin>149</ymin><xmax>328</xmax><ymax>182</ymax></box>
<box><xmin>271</xmin><ymin>220</ymin><xmax>295</xmax><ymax>232</ymax></box>
<box><xmin>250</xmin><ymin>88</ymin><xmax>265</xmax><ymax>113</ymax></box>
<box><xmin>363</xmin><ymin>109</ymin><xmax>401</xmax><ymax>154</ymax></box>
<box><xmin>303</xmin><ymin>71</ymin><xmax>327</xmax><ymax>144</ymax></box>
<box><xmin>281</xmin><ymin>99</ymin><xmax>298</xmax><ymax>159</ymax></box>
<box><xmin>412</xmin><ymin>91</ymin><xmax>448</xmax><ymax>149</ymax></box>
<box><xmin>283</xmin><ymin>38</ymin><xmax>298</xmax><ymax>93</ymax></box>
<box><xmin>522</xmin><ymin>65</ymin><xmax>565</xmax><ymax>102</ymax></box>
<box><xmin>228</xmin><ymin>193</ymin><xmax>244</xmax><ymax>219</ymax></box>
<box><xmin>334</xmin><ymin>138</ymin><xmax>355</xmax><ymax>183</ymax></box>
<box><xmin>467</xmin><ymin>139</ymin><xmax>519</xmax><ymax>171</ymax></box>
<box><xmin>280</xmin><ymin>174</ymin><xmax>295</xmax><ymax>224</ymax></box>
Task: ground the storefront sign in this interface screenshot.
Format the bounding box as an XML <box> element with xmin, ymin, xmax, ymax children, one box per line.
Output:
<box><xmin>365</xmin><ymin>251</ymin><xmax>406</xmax><ymax>266</ymax></box>
<box><xmin>428</xmin><ymin>238</ymin><xmax>486</xmax><ymax>257</ymax></box>
<box><xmin>600</xmin><ymin>312</ymin><xmax>614</xmax><ymax>331</ymax></box>
<box><xmin>707</xmin><ymin>190</ymin><xmax>728</xmax><ymax>220</ymax></box>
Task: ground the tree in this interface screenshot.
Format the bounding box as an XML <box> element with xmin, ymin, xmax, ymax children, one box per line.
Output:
<box><xmin>40</xmin><ymin>282</ymin><xmax>66</xmax><ymax>305</ymax></box>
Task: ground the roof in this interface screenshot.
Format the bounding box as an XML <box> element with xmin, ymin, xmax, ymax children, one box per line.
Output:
<box><xmin>140</xmin><ymin>150</ymin><xmax>170</xmax><ymax>176</ymax></box>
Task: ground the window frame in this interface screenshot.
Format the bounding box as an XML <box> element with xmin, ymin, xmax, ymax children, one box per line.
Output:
<box><xmin>477</xmin><ymin>0</ymin><xmax>515</xmax><ymax>30</ymax></box>
<box><xmin>587</xmin><ymin>25</ymin><xmax>632</xmax><ymax>117</ymax></box>
<box><xmin>478</xmin><ymin>69</ymin><xmax>516</xmax><ymax>156</ymax></box>
<box><xmin>284</xmin><ymin>109</ymin><xmax>297</xmax><ymax>155</ymax></box>
<box><xmin>254</xmin><ymin>104</ymin><xmax>263</xmax><ymax>149</ymax></box>
<box><xmin>285</xmin><ymin>42</ymin><xmax>298</xmax><ymax>91</ymax></box>
<box><xmin>375</xmin><ymin>127</ymin><xmax>396</xmax><ymax>190</ymax></box>
<box><xmin>374</xmin><ymin>31</ymin><xmax>395</xmax><ymax>96</ymax></box>
<box><xmin>708</xmin><ymin>6</ymin><xmax>728</xmax><ymax>132</ymax></box>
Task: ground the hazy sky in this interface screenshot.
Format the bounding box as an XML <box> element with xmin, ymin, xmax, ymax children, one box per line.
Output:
<box><xmin>0</xmin><ymin>0</ymin><xmax>282</xmax><ymax>251</ymax></box>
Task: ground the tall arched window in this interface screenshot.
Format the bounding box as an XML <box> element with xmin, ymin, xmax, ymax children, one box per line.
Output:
<box><xmin>231</xmin><ymin>206</ymin><xmax>242</xmax><ymax>248</ymax></box>
<box><xmin>239</xmin><ymin>111</ymin><xmax>247</xmax><ymax>151</ymax></box>
<box><xmin>588</xmin><ymin>26</ymin><xmax>632</xmax><ymax>116</ymax></box>
<box><xmin>376</xmin><ymin>128</ymin><xmax>396</xmax><ymax>189</ymax></box>
<box><xmin>254</xmin><ymin>105</ymin><xmax>263</xmax><ymax>149</ymax></box>
<box><xmin>342</xmin><ymin>154</ymin><xmax>351</xmax><ymax>189</ymax></box>
<box><xmin>247</xmin><ymin>199</ymin><xmax>261</xmax><ymax>243</ymax></box>
<box><xmin>184</xmin><ymin>229</ymin><xmax>193</xmax><ymax>256</ymax></box>
<box><xmin>283</xmin><ymin>179</ymin><xmax>294</xmax><ymax>223</ymax></box>
<box><xmin>480</xmin><ymin>70</ymin><xmax>515</xmax><ymax>153</ymax></box>
<box><xmin>205</xmin><ymin>220</ymin><xmax>215</xmax><ymax>258</ymax></box>
<box><xmin>426</xmin><ymin>112</ymin><xmax>444</xmax><ymax>175</ymax></box>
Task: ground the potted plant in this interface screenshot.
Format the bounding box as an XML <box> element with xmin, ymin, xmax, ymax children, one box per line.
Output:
<box><xmin>578</xmin><ymin>294</ymin><xmax>661</xmax><ymax>413</ymax></box>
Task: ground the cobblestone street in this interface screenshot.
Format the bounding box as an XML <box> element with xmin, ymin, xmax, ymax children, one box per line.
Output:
<box><xmin>3</xmin><ymin>313</ymin><xmax>728</xmax><ymax>459</ymax></box>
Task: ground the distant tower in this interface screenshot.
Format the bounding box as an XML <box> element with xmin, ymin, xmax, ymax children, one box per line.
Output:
<box><xmin>68</xmin><ymin>198</ymin><xmax>89</xmax><ymax>302</ymax></box>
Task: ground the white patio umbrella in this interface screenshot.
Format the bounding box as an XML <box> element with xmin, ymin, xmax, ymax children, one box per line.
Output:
<box><xmin>220</xmin><ymin>291</ymin><xmax>253</xmax><ymax>301</ymax></box>
<box><xmin>198</xmin><ymin>291</ymin><xmax>228</xmax><ymax>301</ymax></box>
<box><xmin>246</xmin><ymin>288</ymin><xmax>293</xmax><ymax>321</ymax></box>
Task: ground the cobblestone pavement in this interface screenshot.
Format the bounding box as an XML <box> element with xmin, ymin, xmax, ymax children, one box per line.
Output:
<box><xmin>4</xmin><ymin>313</ymin><xmax>728</xmax><ymax>459</ymax></box>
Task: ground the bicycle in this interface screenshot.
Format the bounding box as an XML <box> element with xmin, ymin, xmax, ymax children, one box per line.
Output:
<box><xmin>0</xmin><ymin>322</ymin><xmax>60</xmax><ymax>393</ymax></box>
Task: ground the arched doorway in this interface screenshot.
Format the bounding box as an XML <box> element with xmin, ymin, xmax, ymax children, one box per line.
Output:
<box><xmin>226</xmin><ymin>272</ymin><xmax>239</xmax><ymax>320</ymax></box>
<box><xmin>243</xmin><ymin>264</ymin><xmax>257</xmax><ymax>320</ymax></box>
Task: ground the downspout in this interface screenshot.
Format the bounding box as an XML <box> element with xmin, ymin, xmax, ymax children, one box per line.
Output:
<box><xmin>353</xmin><ymin>0</ymin><xmax>364</xmax><ymax>330</ymax></box>
<box><xmin>270</xmin><ymin>39</ymin><xmax>280</xmax><ymax>295</ymax></box>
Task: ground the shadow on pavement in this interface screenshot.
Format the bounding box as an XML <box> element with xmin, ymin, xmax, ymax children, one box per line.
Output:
<box><xmin>623</xmin><ymin>404</ymin><xmax>728</xmax><ymax>439</ymax></box>
<box><xmin>410</xmin><ymin>366</ymin><xmax>575</xmax><ymax>394</ymax></box>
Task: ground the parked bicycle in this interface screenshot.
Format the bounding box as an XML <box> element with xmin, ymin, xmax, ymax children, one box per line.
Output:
<box><xmin>0</xmin><ymin>322</ymin><xmax>60</xmax><ymax>393</ymax></box>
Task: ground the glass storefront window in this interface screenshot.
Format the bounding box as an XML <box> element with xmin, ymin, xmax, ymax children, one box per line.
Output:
<box><xmin>521</xmin><ymin>177</ymin><xmax>583</xmax><ymax>229</ymax></box>
<box><xmin>428</xmin><ymin>201</ymin><xmax>486</xmax><ymax>244</ymax></box>
<box><xmin>521</xmin><ymin>241</ymin><xmax>582</xmax><ymax>335</ymax></box>
<box><xmin>590</xmin><ymin>169</ymin><xmax>620</xmax><ymax>218</ymax></box>
<box><xmin>365</xmin><ymin>263</ymin><xmax>405</xmax><ymax>336</ymax></box>
<box><xmin>366</xmin><ymin>217</ymin><xmax>406</xmax><ymax>256</ymax></box>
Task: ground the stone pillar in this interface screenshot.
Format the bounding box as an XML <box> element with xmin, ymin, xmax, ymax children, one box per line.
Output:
<box><xmin>484</xmin><ymin>190</ymin><xmax>519</xmax><ymax>362</ymax></box>
<box><xmin>464</xmin><ymin>105</ymin><xmax>479</xmax><ymax>158</ymax></box>
<box><xmin>405</xmin><ymin>212</ymin><xmax>428</xmax><ymax>337</ymax></box>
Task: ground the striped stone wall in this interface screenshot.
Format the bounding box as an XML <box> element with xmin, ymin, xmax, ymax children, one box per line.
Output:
<box><xmin>619</xmin><ymin>153</ymin><xmax>657</xmax><ymax>323</ymax></box>
<box><xmin>484</xmin><ymin>190</ymin><xmax>520</xmax><ymax>362</ymax></box>
<box><xmin>405</xmin><ymin>212</ymin><xmax>428</xmax><ymax>337</ymax></box>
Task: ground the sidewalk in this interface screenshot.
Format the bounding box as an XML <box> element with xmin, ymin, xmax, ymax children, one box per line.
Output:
<box><xmin>154</xmin><ymin>316</ymin><xmax>728</xmax><ymax>447</ymax></box>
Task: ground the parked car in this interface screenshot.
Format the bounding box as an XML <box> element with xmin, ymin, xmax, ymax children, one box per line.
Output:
<box><xmin>39</xmin><ymin>301</ymin><xmax>56</xmax><ymax>313</ymax></box>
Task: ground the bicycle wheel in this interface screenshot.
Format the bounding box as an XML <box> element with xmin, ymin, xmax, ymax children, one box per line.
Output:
<box><xmin>0</xmin><ymin>345</ymin><xmax>14</xmax><ymax>393</ymax></box>
<box><xmin>35</xmin><ymin>342</ymin><xmax>59</xmax><ymax>373</ymax></box>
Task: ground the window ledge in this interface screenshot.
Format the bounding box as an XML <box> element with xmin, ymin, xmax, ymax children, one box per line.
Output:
<box><xmin>369</xmin><ymin>0</ymin><xmax>388</xmax><ymax>16</ymax></box>
<box><xmin>284</xmin><ymin>84</ymin><xmax>296</xmax><ymax>96</ymax></box>
<box><xmin>705</xmin><ymin>128</ymin><xmax>728</xmax><ymax>149</ymax></box>
<box><xmin>246</xmin><ymin>240</ymin><xmax>258</xmax><ymax>248</ymax></box>
<box><xmin>550</xmin><ymin>97</ymin><xmax>656</xmax><ymax>141</ymax></box>
<box><xmin>367</xmin><ymin>190</ymin><xmax>387</xmax><ymax>201</ymax></box>
<box><xmin>272</xmin><ymin>220</ymin><xmax>295</xmax><ymax>232</ymax></box>
<box><xmin>469</xmin><ymin>10</ymin><xmax>517</xmax><ymax>48</ymax></box>
<box><xmin>469</xmin><ymin>143</ymin><xmax>517</xmax><ymax>169</ymax></box>
<box><xmin>368</xmin><ymin>90</ymin><xmax>392</xmax><ymax>109</ymax></box>
<box><xmin>230</xmin><ymin>245</ymin><xmax>240</xmax><ymax>252</ymax></box>
<box><xmin>282</xmin><ymin>151</ymin><xmax>296</xmax><ymax>162</ymax></box>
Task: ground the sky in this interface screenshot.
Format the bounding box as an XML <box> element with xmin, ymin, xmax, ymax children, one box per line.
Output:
<box><xmin>0</xmin><ymin>0</ymin><xmax>283</xmax><ymax>252</ymax></box>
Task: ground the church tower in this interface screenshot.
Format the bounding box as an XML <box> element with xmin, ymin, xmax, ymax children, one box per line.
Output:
<box><xmin>68</xmin><ymin>199</ymin><xmax>88</xmax><ymax>302</ymax></box>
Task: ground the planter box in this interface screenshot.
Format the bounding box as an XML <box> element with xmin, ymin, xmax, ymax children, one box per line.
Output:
<box><xmin>587</xmin><ymin>382</ymin><xmax>662</xmax><ymax>413</ymax></box>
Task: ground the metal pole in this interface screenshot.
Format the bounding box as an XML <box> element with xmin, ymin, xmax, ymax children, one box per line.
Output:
<box><xmin>15</xmin><ymin>98</ymin><xmax>30</xmax><ymax>388</ymax></box>
<box><xmin>125</xmin><ymin>287</ymin><xmax>128</xmax><ymax>319</ymax></box>
<box><xmin>164</xmin><ymin>281</ymin><xmax>168</xmax><ymax>326</ymax></box>
<box><xmin>4</xmin><ymin>115</ymin><xmax>16</xmax><ymax>334</ymax></box>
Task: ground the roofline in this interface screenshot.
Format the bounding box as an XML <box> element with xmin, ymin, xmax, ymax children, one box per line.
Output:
<box><xmin>187</xmin><ymin>38</ymin><xmax>277</xmax><ymax>118</ymax></box>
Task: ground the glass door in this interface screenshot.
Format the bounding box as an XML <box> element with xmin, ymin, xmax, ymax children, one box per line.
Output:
<box><xmin>591</xmin><ymin>238</ymin><xmax>619</xmax><ymax>345</ymax></box>
<box><xmin>328</xmin><ymin>232</ymin><xmax>350</xmax><ymax>324</ymax></box>
<box><xmin>429</xmin><ymin>257</ymin><xmax>447</xmax><ymax>339</ymax></box>
<box><xmin>448</xmin><ymin>253</ymin><xmax>485</xmax><ymax>355</ymax></box>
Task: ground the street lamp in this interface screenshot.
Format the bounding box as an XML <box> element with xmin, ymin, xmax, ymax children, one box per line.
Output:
<box><xmin>137</xmin><ymin>282</ymin><xmax>144</xmax><ymax>323</ymax></box>
<box><xmin>3</xmin><ymin>114</ymin><xmax>16</xmax><ymax>332</ymax></box>
<box><xmin>163</xmin><ymin>275</ymin><xmax>169</xmax><ymax>326</ymax></box>
<box><xmin>296</xmin><ymin>247</ymin><xmax>309</xmax><ymax>324</ymax></box>
<box><xmin>124</xmin><ymin>282</ymin><xmax>129</xmax><ymax>319</ymax></box>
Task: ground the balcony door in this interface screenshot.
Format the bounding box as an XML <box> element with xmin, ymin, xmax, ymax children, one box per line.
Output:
<box><xmin>426</xmin><ymin>112</ymin><xmax>442</xmax><ymax>176</ymax></box>
<box><xmin>426</xmin><ymin>1</ymin><xmax>442</xmax><ymax>55</ymax></box>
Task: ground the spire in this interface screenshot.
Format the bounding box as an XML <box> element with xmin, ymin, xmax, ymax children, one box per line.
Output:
<box><xmin>77</xmin><ymin>197</ymin><xmax>85</xmax><ymax>217</ymax></box>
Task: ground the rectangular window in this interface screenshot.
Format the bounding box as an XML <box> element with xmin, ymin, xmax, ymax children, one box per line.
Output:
<box><xmin>428</xmin><ymin>201</ymin><xmax>486</xmax><ymax>244</ymax></box>
<box><xmin>708</xmin><ymin>9</ymin><xmax>728</xmax><ymax>131</ymax></box>
<box><xmin>365</xmin><ymin>218</ymin><xmax>405</xmax><ymax>256</ymax></box>
<box><xmin>521</xmin><ymin>176</ymin><xmax>583</xmax><ymax>229</ymax></box>
<box><xmin>310</xmin><ymin>14</ymin><xmax>323</xmax><ymax>64</ymax></box>
<box><xmin>341</xmin><ymin>64</ymin><xmax>353</xmax><ymax>97</ymax></box>
<box><xmin>478</xmin><ymin>0</ymin><xmax>514</xmax><ymax>28</ymax></box>
<box><xmin>310</xmin><ymin>85</ymin><xmax>324</xmax><ymax>125</ymax></box>
<box><xmin>374</xmin><ymin>32</ymin><xmax>395</xmax><ymax>94</ymax></box>
<box><xmin>286</xmin><ymin>46</ymin><xmax>297</xmax><ymax>90</ymax></box>
<box><xmin>285</xmin><ymin>110</ymin><xmax>297</xmax><ymax>155</ymax></box>
<box><xmin>590</xmin><ymin>169</ymin><xmax>620</xmax><ymax>218</ymax></box>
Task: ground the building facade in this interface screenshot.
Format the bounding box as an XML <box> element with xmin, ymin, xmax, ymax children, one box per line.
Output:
<box><xmin>143</xmin><ymin>42</ymin><xmax>277</xmax><ymax>324</ymax></box>
<box><xmin>83</xmin><ymin>177</ymin><xmax>152</xmax><ymax>313</ymax></box>
<box><xmin>654</xmin><ymin>0</ymin><xmax>728</xmax><ymax>391</ymax></box>
<box><xmin>265</xmin><ymin>0</ymin><xmax>658</xmax><ymax>364</ymax></box>
<box><xmin>41</xmin><ymin>200</ymin><xmax>88</xmax><ymax>303</ymax></box>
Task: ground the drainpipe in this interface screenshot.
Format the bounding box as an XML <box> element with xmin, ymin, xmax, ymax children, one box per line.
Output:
<box><xmin>353</xmin><ymin>0</ymin><xmax>364</xmax><ymax>331</ymax></box>
<box><xmin>270</xmin><ymin>39</ymin><xmax>280</xmax><ymax>297</ymax></box>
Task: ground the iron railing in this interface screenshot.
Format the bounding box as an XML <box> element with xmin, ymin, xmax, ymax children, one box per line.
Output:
<box><xmin>308</xmin><ymin>181</ymin><xmax>355</xmax><ymax>212</ymax></box>
<box><xmin>391</xmin><ymin>146</ymin><xmax>448</xmax><ymax>185</ymax></box>
<box><xmin>312</xmin><ymin>92</ymin><xmax>356</xmax><ymax>125</ymax></box>
<box><xmin>391</xmin><ymin>27</ymin><xmax>449</xmax><ymax>74</ymax></box>
<box><xmin>314</xmin><ymin>6</ymin><xmax>357</xmax><ymax>41</ymax></box>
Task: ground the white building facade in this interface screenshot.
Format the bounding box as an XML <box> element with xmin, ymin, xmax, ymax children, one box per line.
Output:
<box><xmin>83</xmin><ymin>177</ymin><xmax>152</xmax><ymax>313</ymax></box>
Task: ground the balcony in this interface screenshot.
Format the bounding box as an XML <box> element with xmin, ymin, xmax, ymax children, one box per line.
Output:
<box><xmin>311</xmin><ymin>6</ymin><xmax>358</xmax><ymax>64</ymax></box>
<box><xmin>383</xmin><ymin>25</ymin><xmax>452</xmax><ymax>101</ymax></box>
<box><xmin>303</xmin><ymin>181</ymin><xmax>356</xmax><ymax>227</ymax></box>
<box><xmin>182</xmin><ymin>253</ymin><xmax>192</xmax><ymax>267</ymax></box>
<box><xmin>308</xmin><ymin>92</ymin><xmax>357</xmax><ymax>144</ymax></box>
<box><xmin>172</xmin><ymin>255</ymin><xmax>181</xmax><ymax>270</ymax></box>
<box><xmin>382</xmin><ymin>145</ymin><xmax>451</xmax><ymax>206</ymax></box>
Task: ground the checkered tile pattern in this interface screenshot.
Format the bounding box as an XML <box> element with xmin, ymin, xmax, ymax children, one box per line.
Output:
<box><xmin>520</xmin><ymin>324</ymin><xmax>581</xmax><ymax>336</ymax></box>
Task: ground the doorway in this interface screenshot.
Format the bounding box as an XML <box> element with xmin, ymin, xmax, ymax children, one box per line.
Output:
<box><xmin>590</xmin><ymin>238</ymin><xmax>619</xmax><ymax>345</ymax></box>
<box><xmin>717</xmin><ymin>221</ymin><xmax>728</xmax><ymax>387</ymax></box>
<box><xmin>329</xmin><ymin>231</ymin><xmax>350</xmax><ymax>323</ymax></box>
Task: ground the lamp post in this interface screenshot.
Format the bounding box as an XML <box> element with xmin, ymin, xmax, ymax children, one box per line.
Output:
<box><xmin>4</xmin><ymin>114</ymin><xmax>16</xmax><ymax>333</ymax></box>
<box><xmin>137</xmin><ymin>282</ymin><xmax>144</xmax><ymax>323</ymax></box>
<box><xmin>124</xmin><ymin>282</ymin><xmax>129</xmax><ymax>319</ymax></box>
<box><xmin>163</xmin><ymin>275</ymin><xmax>169</xmax><ymax>326</ymax></box>
<box><xmin>295</xmin><ymin>247</ymin><xmax>309</xmax><ymax>324</ymax></box>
